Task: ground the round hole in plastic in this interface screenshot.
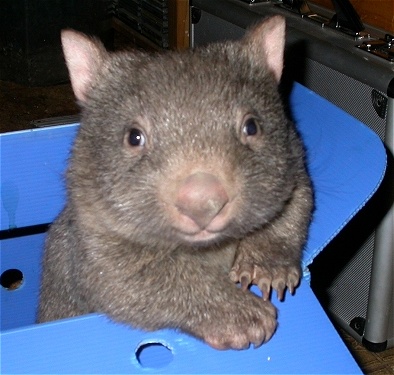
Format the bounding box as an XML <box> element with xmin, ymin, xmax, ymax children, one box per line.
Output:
<box><xmin>0</xmin><ymin>269</ymin><xmax>24</xmax><ymax>290</ymax></box>
<box><xmin>135</xmin><ymin>342</ymin><xmax>173</xmax><ymax>369</ymax></box>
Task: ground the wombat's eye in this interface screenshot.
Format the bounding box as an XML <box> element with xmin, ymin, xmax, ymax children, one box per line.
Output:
<box><xmin>239</xmin><ymin>116</ymin><xmax>262</xmax><ymax>147</ymax></box>
<box><xmin>242</xmin><ymin>118</ymin><xmax>259</xmax><ymax>137</ymax></box>
<box><xmin>127</xmin><ymin>128</ymin><xmax>146</xmax><ymax>147</ymax></box>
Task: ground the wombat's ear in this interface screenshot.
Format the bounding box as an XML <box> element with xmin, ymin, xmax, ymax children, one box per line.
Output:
<box><xmin>61</xmin><ymin>30</ymin><xmax>107</xmax><ymax>103</ymax></box>
<box><xmin>245</xmin><ymin>16</ymin><xmax>286</xmax><ymax>82</ymax></box>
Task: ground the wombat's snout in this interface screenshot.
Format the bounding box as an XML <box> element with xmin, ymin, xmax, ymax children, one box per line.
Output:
<box><xmin>175</xmin><ymin>172</ymin><xmax>230</xmax><ymax>231</ymax></box>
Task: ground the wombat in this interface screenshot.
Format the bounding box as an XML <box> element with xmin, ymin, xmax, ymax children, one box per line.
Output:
<box><xmin>38</xmin><ymin>15</ymin><xmax>313</xmax><ymax>350</ymax></box>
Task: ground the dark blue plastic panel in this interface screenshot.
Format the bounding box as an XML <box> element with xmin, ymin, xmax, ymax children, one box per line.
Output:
<box><xmin>1</xmin><ymin>233</ymin><xmax>45</xmax><ymax>330</ymax></box>
<box><xmin>1</xmin><ymin>283</ymin><xmax>362</xmax><ymax>374</ymax></box>
<box><xmin>1</xmin><ymin>124</ymin><xmax>78</xmax><ymax>231</ymax></box>
<box><xmin>290</xmin><ymin>85</ymin><xmax>387</xmax><ymax>270</ymax></box>
<box><xmin>0</xmin><ymin>83</ymin><xmax>386</xmax><ymax>374</ymax></box>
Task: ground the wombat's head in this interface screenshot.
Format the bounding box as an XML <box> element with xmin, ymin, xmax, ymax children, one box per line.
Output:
<box><xmin>62</xmin><ymin>16</ymin><xmax>301</xmax><ymax>248</ymax></box>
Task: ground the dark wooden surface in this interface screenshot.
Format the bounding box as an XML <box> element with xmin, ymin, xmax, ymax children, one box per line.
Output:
<box><xmin>309</xmin><ymin>0</ymin><xmax>394</xmax><ymax>32</ymax></box>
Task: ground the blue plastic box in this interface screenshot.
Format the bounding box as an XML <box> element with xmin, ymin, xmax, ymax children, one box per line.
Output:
<box><xmin>0</xmin><ymin>84</ymin><xmax>386</xmax><ymax>374</ymax></box>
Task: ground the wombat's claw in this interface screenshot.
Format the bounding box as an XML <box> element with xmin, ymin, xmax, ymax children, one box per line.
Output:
<box><xmin>271</xmin><ymin>269</ymin><xmax>300</xmax><ymax>300</ymax></box>
<box><xmin>230</xmin><ymin>264</ymin><xmax>253</xmax><ymax>291</ymax></box>
<box><xmin>287</xmin><ymin>271</ymin><xmax>300</xmax><ymax>295</ymax></box>
<box><xmin>272</xmin><ymin>279</ymin><xmax>286</xmax><ymax>301</ymax></box>
<box><xmin>230</xmin><ymin>264</ymin><xmax>272</xmax><ymax>300</ymax></box>
<box><xmin>240</xmin><ymin>274</ymin><xmax>251</xmax><ymax>290</ymax></box>
<box><xmin>256</xmin><ymin>278</ymin><xmax>271</xmax><ymax>301</ymax></box>
<box><xmin>238</xmin><ymin>267</ymin><xmax>254</xmax><ymax>290</ymax></box>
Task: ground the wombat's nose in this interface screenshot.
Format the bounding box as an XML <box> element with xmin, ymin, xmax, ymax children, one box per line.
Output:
<box><xmin>175</xmin><ymin>172</ymin><xmax>229</xmax><ymax>230</ymax></box>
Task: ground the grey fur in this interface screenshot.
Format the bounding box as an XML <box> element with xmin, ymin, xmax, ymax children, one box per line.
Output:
<box><xmin>38</xmin><ymin>16</ymin><xmax>313</xmax><ymax>350</ymax></box>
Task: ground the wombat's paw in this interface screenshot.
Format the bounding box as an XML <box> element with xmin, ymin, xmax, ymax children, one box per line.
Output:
<box><xmin>229</xmin><ymin>261</ymin><xmax>301</xmax><ymax>301</ymax></box>
<box><xmin>201</xmin><ymin>301</ymin><xmax>277</xmax><ymax>350</ymax></box>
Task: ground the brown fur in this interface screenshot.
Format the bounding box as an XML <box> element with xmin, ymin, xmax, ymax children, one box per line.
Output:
<box><xmin>38</xmin><ymin>16</ymin><xmax>313</xmax><ymax>350</ymax></box>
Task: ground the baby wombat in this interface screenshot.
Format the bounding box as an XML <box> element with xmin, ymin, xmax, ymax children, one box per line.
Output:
<box><xmin>38</xmin><ymin>16</ymin><xmax>313</xmax><ymax>350</ymax></box>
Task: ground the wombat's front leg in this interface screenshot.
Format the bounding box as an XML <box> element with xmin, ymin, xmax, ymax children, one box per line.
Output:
<box><xmin>180</xmin><ymin>277</ymin><xmax>278</xmax><ymax>350</ymax></box>
<box><xmin>230</xmin><ymin>180</ymin><xmax>312</xmax><ymax>301</ymax></box>
<box><xmin>85</xmin><ymin>249</ymin><xmax>277</xmax><ymax>350</ymax></box>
